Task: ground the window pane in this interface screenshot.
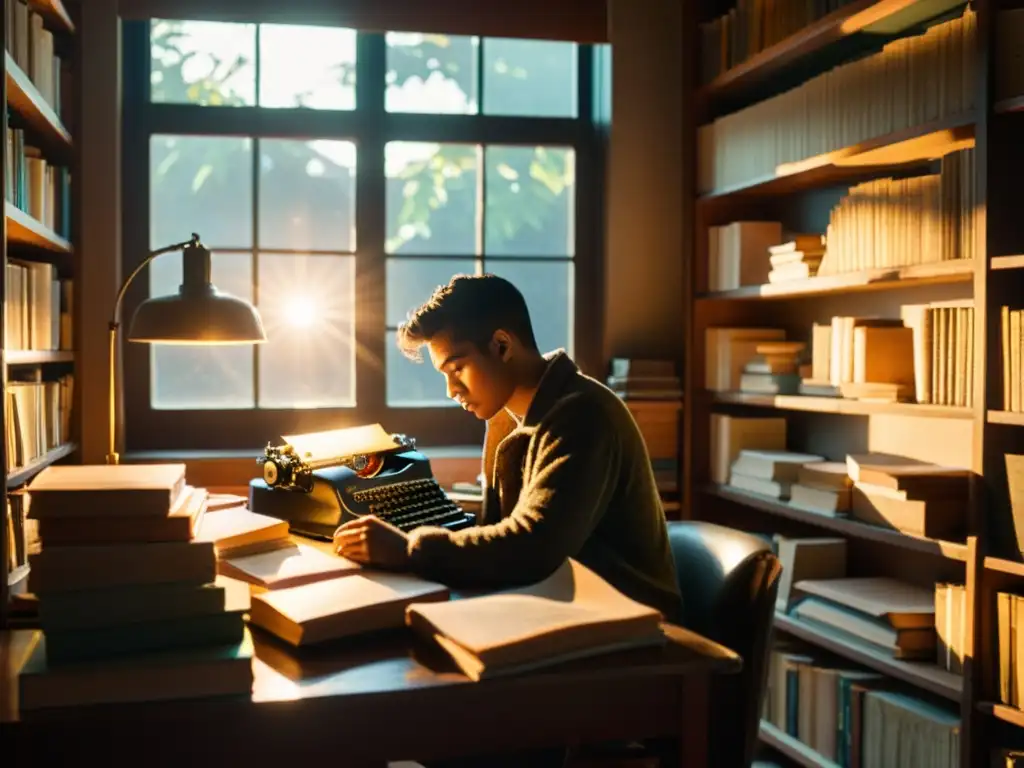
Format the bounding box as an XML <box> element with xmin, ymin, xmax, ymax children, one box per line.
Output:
<box><xmin>259</xmin><ymin>139</ymin><xmax>356</xmax><ymax>252</ymax></box>
<box><xmin>385</xmin><ymin>142</ymin><xmax>480</xmax><ymax>256</ymax></box>
<box><xmin>149</xmin><ymin>252</ymin><xmax>255</xmax><ymax>409</ymax></box>
<box><xmin>385</xmin><ymin>32</ymin><xmax>478</xmax><ymax>115</ymax></box>
<box><xmin>259</xmin><ymin>24</ymin><xmax>356</xmax><ymax>110</ymax></box>
<box><xmin>150</xmin><ymin>135</ymin><xmax>253</xmax><ymax>251</ymax></box>
<box><xmin>386</xmin><ymin>331</ymin><xmax>457</xmax><ymax>408</ymax></box>
<box><xmin>484</xmin><ymin>146</ymin><xmax>575</xmax><ymax>257</ymax></box>
<box><xmin>150</xmin><ymin>20</ymin><xmax>256</xmax><ymax>106</ymax></box>
<box><xmin>257</xmin><ymin>254</ymin><xmax>356</xmax><ymax>408</ymax></box>
<box><xmin>482</xmin><ymin>38</ymin><xmax>577</xmax><ymax>118</ymax></box>
<box><xmin>484</xmin><ymin>261</ymin><xmax>573</xmax><ymax>356</ymax></box>
<box><xmin>386</xmin><ymin>258</ymin><xmax>477</xmax><ymax>328</ymax></box>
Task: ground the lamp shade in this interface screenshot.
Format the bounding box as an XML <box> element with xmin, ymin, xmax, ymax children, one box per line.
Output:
<box><xmin>127</xmin><ymin>238</ymin><xmax>266</xmax><ymax>344</ymax></box>
<box><xmin>128</xmin><ymin>287</ymin><xmax>266</xmax><ymax>344</ymax></box>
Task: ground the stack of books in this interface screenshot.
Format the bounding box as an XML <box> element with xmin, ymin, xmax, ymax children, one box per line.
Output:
<box><xmin>17</xmin><ymin>463</ymin><xmax>255</xmax><ymax>713</ymax></box>
<box><xmin>739</xmin><ymin>341</ymin><xmax>807</xmax><ymax>395</ymax></box>
<box><xmin>767</xmin><ymin>235</ymin><xmax>826</xmax><ymax>284</ymax></box>
<box><xmin>787</xmin><ymin>462</ymin><xmax>853</xmax><ymax>517</ymax></box>
<box><xmin>728</xmin><ymin>449</ymin><xmax>824</xmax><ymax>500</ymax></box>
<box><xmin>789</xmin><ymin>577</ymin><xmax>938</xmax><ymax>661</ymax></box>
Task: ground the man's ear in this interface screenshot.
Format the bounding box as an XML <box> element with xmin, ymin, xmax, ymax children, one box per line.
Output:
<box><xmin>491</xmin><ymin>331</ymin><xmax>513</xmax><ymax>361</ymax></box>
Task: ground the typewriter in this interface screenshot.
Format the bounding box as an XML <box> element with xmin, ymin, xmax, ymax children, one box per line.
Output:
<box><xmin>248</xmin><ymin>424</ymin><xmax>477</xmax><ymax>540</ymax></box>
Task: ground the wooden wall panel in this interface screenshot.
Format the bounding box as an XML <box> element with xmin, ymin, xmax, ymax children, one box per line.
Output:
<box><xmin>117</xmin><ymin>0</ymin><xmax>609</xmax><ymax>42</ymax></box>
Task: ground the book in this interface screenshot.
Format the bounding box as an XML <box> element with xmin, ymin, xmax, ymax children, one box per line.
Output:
<box><xmin>195</xmin><ymin>505</ymin><xmax>290</xmax><ymax>558</ymax></box>
<box><xmin>794</xmin><ymin>577</ymin><xmax>935</xmax><ymax>630</ymax></box>
<box><xmin>709</xmin><ymin>414</ymin><xmax>787</xmax><ymax>485</ymax></box>
<box><xmin>37</xmin><ymin>575</ymin><xmax>248</xmax><ymax>632</ymax></box>
<box><xmin>249</xmin><ymin>571</ymin><xmax>450</xmax><ymax>646</ymax></box>
<box><xmin>25</xmin><ymin>463</ymin><xmax>188</xmax><ymax>518</ymax></box>
<box><xmin>845</xmin><ymin>453</ymin><xmax>970</xmax><ymax>493</ymax></box>
<box><xmin>405</xmin><ymin>559</ymin><xmax>666</xmax><ymax>681</ymax></box>
<box><xmin>28</xmin><ymin>539</ymin><xmax>217</xmax><ymax>594</ymax></box>
<box><xmin>731</xmin><ymin>450</ymin><xmax>825</xmax><ymax>483</ymax></box>
<box><xmin>791</xmin><ymin>596</ymin><xmax>936</xmax><ymax>660</ymax></box>
<box><xmin>34</xmin><ymin>485</ymin><xmax>207</xmax><ymax>545</ymax></box>
<box><xmin>207</xmin><ymin>493</ymin><xmax>248</xmax><ymax>511</ymax></box>
<box><xmin>774</xmin><ymin>537</ymin><xmax>846</xmax><ymax>613</ymax></box>
<box><xmin>218</xmin><ymin>541</ymin><xmax>360</xmax><ymax>591</ymax></box>
<box><xmin>18</xmin><ymin>628</ymin><xmax>255</xmax><ymax>712</ymax></box>
<box><xmin>43</xmin><ymin>595</ymin><xmax>248</xmax><ymax>664</ymax></box>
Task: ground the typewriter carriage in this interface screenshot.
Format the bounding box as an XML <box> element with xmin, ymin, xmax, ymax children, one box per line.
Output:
<box><xmin>258</xmin><ymin>431</ymin><xmax>417</xmax><ymax>492</ymax></box>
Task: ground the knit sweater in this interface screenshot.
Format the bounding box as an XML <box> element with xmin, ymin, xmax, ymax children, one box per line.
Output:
<box><xmin>407</xmin><ymin>351</ymin><xmax>683</xmax><ymax>622</ymax></box>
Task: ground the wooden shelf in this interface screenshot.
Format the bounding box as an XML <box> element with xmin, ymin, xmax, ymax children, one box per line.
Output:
<box><xmin>988</xmin><ymin>411</ymin><xmax>1024</xmax><ymax>426</ymax></box>
<box><xmin>5</xmin><ymin>52</ymin><xmax>72</xmax><ymax>157</ymax></box>
<box><xmin>5</xmin><ymin>202</ymin><xmax>72</xmax><ymax>255</ymax></box>
<box><xmin>29</xmin><ymin>0</ymin><xmax>75</xmax><ymax>35</ymax></box>
<box><xmin>994</xmin><ymin>96</ymin><xmax>1024</xmax><ymax>115</ymax></box>
<box><xmin>985</xmin><ymin>557</ymin><xmax>1024</xmax><ymax>578</ymax></box>
<box><xmin>709</xmin><ymin>390</ymin><xmax>972</xmax><ymax>419</ymax></box>
<box><xmin>699</xmin><ymin>114</ymin><xmax>975</xmax><ymax>201</ymax></box>
<box><xmin>773</xmin><ymin>613</ymin><xmax>963</xmax><ymax>701</ymax></box>
<box><xmin>979</xmin><ymin>702</ymin><xmax>1024</xmax><ymax>728</ymax></box>
<box><xmin>704</xmin><ymin>485</ymin><xmax>969</xmax><ymax>560</ymax></box>
<box><xmin>619</xmin><ymin>398</ymin><xmax>683</xmax><ymax>410</ymax></box>
<box><xmin>700</xmin><ymin>0</ymin><xmax>965</xmax><ymax>103</ymax></box>
<box><xmin>759</xmin><ymin>721</ymin><xmax>839</xmax><ymax>767</ymax></box>
<box><xmin>991</xmin><ymin>255</ymin><xmax>1024</xmax><ymax>271</ymax></box>
<box><xmin>7</xmin><ymin>442</ymin><xmax>76</xmax><ymax>489</ymax></box>
<box><xmin>700</xmin><ymin>260</ymin><xmax>974</xmax><ymax>301</ymax></box>
<box><xmin>6</xmin><ymin>350</ymin><xmax>73</xmax><ymax>365</ymax></box>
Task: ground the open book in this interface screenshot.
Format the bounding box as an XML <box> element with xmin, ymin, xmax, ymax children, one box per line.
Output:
<box><xmin>406</xmin><ymin>559</ymin><xmax>666</xmax><ymax>681</ymax></box>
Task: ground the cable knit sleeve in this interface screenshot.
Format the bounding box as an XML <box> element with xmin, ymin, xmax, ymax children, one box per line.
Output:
<box><xmin>405</xmin><ymin>398</ymin><xmax>619</xmax><ymax>588</ymax></box>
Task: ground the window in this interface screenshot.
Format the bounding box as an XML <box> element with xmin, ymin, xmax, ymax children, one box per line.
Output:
<box><xmin>148</xmin><ymin>133</ymin><xmax>358</xmax><ymax>410</ymax></box>
<box><xmin>384</xmin><ymin>142</ymin><xmax>576</xmax><ymax>406</ymax></box>
<box><xmin>123</xmin><ymin>19</ymin><xmax>596</xmax><ymax>451</ymax></box>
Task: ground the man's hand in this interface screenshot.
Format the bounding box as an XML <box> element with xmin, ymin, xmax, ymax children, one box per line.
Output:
<box><xmin>333</xmin><ymin>515</ymin><xmax>411</xmax><ymax>570</ymax></box>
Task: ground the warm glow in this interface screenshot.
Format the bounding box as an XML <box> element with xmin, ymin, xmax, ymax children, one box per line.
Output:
<box><xmin>284</xmin><ymin>296</ymin><xmax>320</xmax><ymax>328</ymax></box>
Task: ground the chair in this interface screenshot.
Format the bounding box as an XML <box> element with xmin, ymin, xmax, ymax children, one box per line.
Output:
<box><xmin>667</xmin><ymin>520</ymin><xmax>782</xmax><ymax>768</ymax></box>
<box><xmin>568</xmin><ymin>520</ymin><xmax>781</xmax><ymax>768</ymax></box>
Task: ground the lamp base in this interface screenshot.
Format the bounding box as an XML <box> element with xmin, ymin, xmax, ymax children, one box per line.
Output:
<box><xmin>106</xmin><ymin>452</ymin><xmax>120</xmax><ymax>465</ymax></box>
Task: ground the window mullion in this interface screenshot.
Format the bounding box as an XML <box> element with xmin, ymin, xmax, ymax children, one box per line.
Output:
<box><xmin>355</xmin><ymin>32</ymin><xmax>387</xmax><ymax>423</ymax></box>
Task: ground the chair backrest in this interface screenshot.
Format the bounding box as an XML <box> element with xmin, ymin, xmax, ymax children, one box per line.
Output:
<box><xmin>667</xmin><ymin>520</ymin><xmax>781</xmax><ymax>768</ymax></box>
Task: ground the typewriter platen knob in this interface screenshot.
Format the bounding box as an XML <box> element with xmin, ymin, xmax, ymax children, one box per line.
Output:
<box><xmin>392</xmin><ymin>432</ymin><xmax>416</xmax><ymax>450</ymax></box>
<box><xmin>263</xmin><ymin>461</ymin><xmax>279</xmax><ymax>486</ymax></box>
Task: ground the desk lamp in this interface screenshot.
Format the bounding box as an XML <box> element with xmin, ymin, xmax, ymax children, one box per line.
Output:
<box><xmin>107</xmin><ymin>233</ymin><xmax>267</xmax><ymax>464</ymax></box>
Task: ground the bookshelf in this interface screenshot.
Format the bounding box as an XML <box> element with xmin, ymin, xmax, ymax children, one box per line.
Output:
<box><xmin>1</xmin><ymin>0</ymin><xmax>78</xmax><ymax>626</ymax></box>
<box><xmin>685</xmin><ymin>0</ymin><xmax>1024</xmax><ymax>765</ymax></box>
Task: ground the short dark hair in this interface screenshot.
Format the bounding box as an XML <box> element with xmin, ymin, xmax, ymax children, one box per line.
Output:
<box><xmin>396</xmin><ymin>273</ymin><xmax>539</xmax><ymax>361</ymax></box>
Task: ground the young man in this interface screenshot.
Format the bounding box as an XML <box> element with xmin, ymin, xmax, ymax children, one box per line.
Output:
<box><xmin>333</xmin><ymin>273</ymin><xmax>682</xmax><ymax>623</ymax></box>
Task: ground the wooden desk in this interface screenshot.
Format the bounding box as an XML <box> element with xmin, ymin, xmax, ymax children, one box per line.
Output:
<box><xmin>1</xmin><ymin>620</ymin><xmax>740</xmax><ymax>767</ymax></box>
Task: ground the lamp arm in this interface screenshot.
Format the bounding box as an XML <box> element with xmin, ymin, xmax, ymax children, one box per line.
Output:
<box><xmin>110</xmin><ymin>234</ymin><xmax>199</xmax><ymax>329</ymax></box>
<box><xmin>106</xmin><ymin>233</ymin><xmax>201</xmax><ymax>465</ymax></box>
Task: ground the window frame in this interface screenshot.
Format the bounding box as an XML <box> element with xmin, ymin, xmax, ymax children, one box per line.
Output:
<box><xmin>120</xmin><ymin>20</ymin><xmax>604</xmax><ymax>452</ymax></box>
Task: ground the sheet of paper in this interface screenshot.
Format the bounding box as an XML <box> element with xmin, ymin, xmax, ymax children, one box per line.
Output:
<box><xmin>283</xmin><ymin>424</ymin><xmax>398</xmax><ymax>461</ymax></box>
